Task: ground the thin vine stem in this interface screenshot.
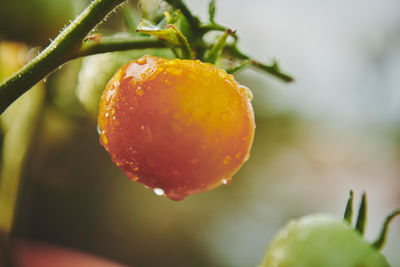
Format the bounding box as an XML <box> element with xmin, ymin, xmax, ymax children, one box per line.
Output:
<box><xmin>0</xmin><ymin>0</ymin><xmax>126</xmax><ymax>114</ymax></box>
<box><xmin>75</xmin><ymin>36</ymin><xmax>165</xmax><ymax>58</ymax></box>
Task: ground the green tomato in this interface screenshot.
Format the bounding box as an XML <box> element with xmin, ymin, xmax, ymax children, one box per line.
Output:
<box><xmin>260</xmin><ymin>214</ymin><xmax>389</xmax><ymax>267</ymax></box>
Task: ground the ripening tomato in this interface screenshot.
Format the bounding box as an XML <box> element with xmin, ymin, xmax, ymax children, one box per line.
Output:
<box><xmin>97</xmin><ymin>55</ymin><xmax>255</xmax><ymax>200</ymax></box>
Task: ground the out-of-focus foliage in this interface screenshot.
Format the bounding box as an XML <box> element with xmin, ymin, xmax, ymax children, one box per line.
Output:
<box><xmin>0</xmin><ymin>0</ymin><xmax>84</xmax><ymax>45</ymax></box>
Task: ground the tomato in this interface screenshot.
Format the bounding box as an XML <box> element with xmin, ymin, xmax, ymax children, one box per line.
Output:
<box><xmin>77</xmin><ymin>45</ymin><xmax>173</xmax><ymax>117</ymax></box>
<box><xmin>97</xmin><ymin>55</ymin><xmax>255</xmax><ymax>200</ymax></box>
<box><xmin>260</xmin><ymin>214</ymin><xmax>389</xmax><ymax>267</ymax></box>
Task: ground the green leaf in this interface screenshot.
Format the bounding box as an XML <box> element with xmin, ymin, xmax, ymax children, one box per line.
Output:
<box><xmin>343</xmin><ymin>190</ymin><xmax>354</xmax><ymax>224</ymax></box>
<box><xmin>355</xmin><ymin>192</ymin><xmax>367</xmax><ymax>235</ymax></box>
<box><xmin>209</xmin><ymin>0</ymin><xmax>216</xmax><ymax>23</ymax></box>
<box><xmin>137</xmin><ymin>19</ymin><xmax>180</xmax><ymax>45</ymax></box>
<box><xmin>373</xmin><ymin>209</ymin><xmax>400</xmax><ymax>250</ymax></box>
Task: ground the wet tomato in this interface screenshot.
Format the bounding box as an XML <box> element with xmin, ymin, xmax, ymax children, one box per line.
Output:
<box><xmin>260</xmin><ymin>214</ymin><xmax>389</xmax><ymax>267</ymax></box>
<box><xmin>97</xmin><ymin>55</ymin><xmax>255</xmax><ymax>200</ymax></box>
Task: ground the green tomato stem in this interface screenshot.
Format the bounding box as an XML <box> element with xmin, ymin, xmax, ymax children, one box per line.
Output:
<box><xmin>223</xmin><ymin>44</ymin><xmax>294</xmax><ymax>82</ymax></box>
<box><xmin>204</xmin><ymin>29</ymin><xmax>233</xmax><ymax>64</ymax></box>
<box><xmin>166</xmin><ymin>24</ymin><xmax>193</xmax><ymax>59</ymax></box>
<box><xmin>76</xmin><ymin>36</ymin><xmax>165</xmax><ymax>58</ymax></box>
<box><xmin>121</xmin><ymin>5</ymin><xmax>139</xmax><ymax>34</ymax></box>
<box><xmin>226</xmin><ymin>60</ymin><xmax>251</xmax><ymax>74</ymax></box>
<box><xmin>0</xmin><ymin>0</ymin><xmax>126</xmax><ymax>115</ymax></box>
<box><xmin>199</xmin><ymin>23</ymin><xmax>227</xmax><ymax>33</ymax></box>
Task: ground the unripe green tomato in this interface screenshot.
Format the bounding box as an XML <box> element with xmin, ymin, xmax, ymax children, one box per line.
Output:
<box><xmin>260</xmin><ymin>214</ymin><xmax>389</xmax><ymax>267</ymax></box>
<box><xmin>76</xmin><ymin>48</ymin><xmax>173</xmax><ymax>117</ymax></box>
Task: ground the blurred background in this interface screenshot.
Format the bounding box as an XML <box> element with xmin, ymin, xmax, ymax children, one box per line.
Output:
<box><xmin>1</xmin><ymin>0</ymin><xmax>399</xmax><ymax>266</ymax></box>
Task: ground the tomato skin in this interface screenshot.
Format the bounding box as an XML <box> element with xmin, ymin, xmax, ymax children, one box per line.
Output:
<box><xmin>97</xmin><ymin>55</ymin><xmax>255</xmax><ymax>200</ymax></box>
<box><xmin>77</xmin><ymin>46</ymin><xmax>174</xmax><ymax>117</ymax></box>
<box><xmin>260</xmin><ymin>214</ymin><xmax>389</xmax><ymax>267</ymax></box>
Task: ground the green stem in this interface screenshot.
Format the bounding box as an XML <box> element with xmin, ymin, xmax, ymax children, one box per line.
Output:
<box><xmin>75</xmin><ymin>36</ymin><xmax>165</xmax><ymax>58</ymax></box>
<box><xmin>0</xmin><ymin>0</ymin><xmax>125</xmax><ymax>115</ymax></box>
<box><xmin>121</xmin><ymin>5</ymin><xmax>138</xmax><ymax>34</ymax></box>
<box><xmin>164</xmin><ymin>0</ymin><xmax>200</xmax><ymax>32</ymax></box>
<box><xmin>250</xmin><ymin>60</ymin><xmax>294</xmax><ymax>82</ymax></box>
<box><xmin>226</xmin><ymin>60</ymin><xmax>251</xmax><ymax>74</ymax></box>
<box><xmin>166</xmin><ymin>24</ymin><xmax>193</xmax><ymax>59</ymax></box>
<box><xmin>199</xmin><ymin>23</ymin><xmax>227</xmax><ymax>33</ymax></box>
<box><xmin>203</xmin><ymin>29</ymin><xmax>232</xmax><ymax>64</ymax></box>
<box><xmin>223</xmin><ymin>44</ymin><xmax>293</xmax><ymax>82</ymax></box>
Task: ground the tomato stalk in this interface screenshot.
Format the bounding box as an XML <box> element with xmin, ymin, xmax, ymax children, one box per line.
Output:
<box><xmin>0</xmin><ymin>0</ymin><xmax>126</xmax><ymax>114</ymax></box>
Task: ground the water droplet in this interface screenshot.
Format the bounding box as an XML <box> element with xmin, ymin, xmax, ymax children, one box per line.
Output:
<box><xmin>129</xmin><ymin>106</ymin><xmax>134</xmax><ymax>110</ymax></box>
<box><xmin>154</xmin><ymin>188</ymin><xmax>165</xmax><ymax>196</ymax></box>
<box><xmin>112</xmin><ymin>116</ymin><xmax>116</xmax><ymax>120</ymax></box>
<box><xmin>223</xmin><ymin>155</ymin><xmax>231</xmax><ymax>165</ymax></box>
<box><xmin>140</xmin><ymin>125</ymin><xmax>144</xmax><ymax>130</ymax></box>
<box><xmin>96</xmin><ymin>125</ymin><xmax>101</xmax><ymax>134</ymax></box>
<box><xmin>239</xmin><ymin>85</ymin><xmax>253</xmax><ymax>100</ymax></box>
<box><xmin>137</xmin><ymin>57</ymin><xmax>147</xmax><ymax>65</ymax></box>
<box><xmin>105</xmin><ymin>112</ymin><xmax>109</xmax><ymax>118</ymax></box>
<box><xmin>222</xmin><ymin>178</ymin><xmax>231</xmax><ymax>185</ymax></box>
<box><xmin>106</xmin><ymin>94</ymin><xmax>112</xmax><ymax>104</ymax></box>
<box><xmin>136</xmin><ymin>86</ymin><xmax>143</xmax><ymax>96</ymax></box>
<box><xmin>102</xmin><ymin>135</ymin><xmax>108</xmax><ymax>145</ymax></box>
<box><xmin>166</xmin><ymin>192</ymin><xmax>187</xmax><ymax>201</ymax></box>
<box><xmin>110</xmin><ymin>108</ymin><xmax>116</xmax><ymax>116</ymax></box>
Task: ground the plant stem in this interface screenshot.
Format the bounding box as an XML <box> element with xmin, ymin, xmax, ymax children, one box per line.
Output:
<box><xmin>166</xmin><ymin>25</ymin><xmax>193</xmax><ymax>59</ymax></box>
<box><xmin>76</xmin><ymin>36</ymin><xmax>165</xmax><ymax>58</ymax></box>
<box><xmin>0</xmin><ymin>0</ymin><xmax>126</xmax><ymax>115</ymax></box>
<box><xmin>250</xmin><ymin>60</ymin><xmax>294</xmax><ymax>83</ymax></box>
<box><xmin>164</xmin><ymin>0</ymin><xmax>200</xmax><ymax>32</ymax></box>
<box><xmin>223</xmin><ymin>45</ymin><xmax>294</xmax><ymax>82</ymax></box>
<box><xmin>204</xmin><ymin>29</ymin><xmax>233</xmax><ymax>64</ymax></box>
